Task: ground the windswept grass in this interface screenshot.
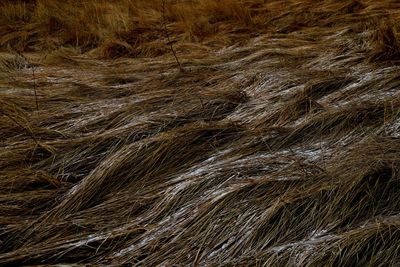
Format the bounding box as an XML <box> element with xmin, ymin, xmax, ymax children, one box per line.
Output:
<box><xmin>1</xmin><ymin>0</ymin><xmax>400</xmax><ymax>266</ymax></box>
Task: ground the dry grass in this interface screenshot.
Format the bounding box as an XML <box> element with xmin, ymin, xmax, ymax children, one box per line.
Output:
<box><xmin>1</xmin><ymin>0</ymin><xmax>400</xmax><ymax>266</ymax></box>
<box><xmin>0</xmin><ymin>0</ymin><xmax>260</xmax><ymax>58</ymax></box>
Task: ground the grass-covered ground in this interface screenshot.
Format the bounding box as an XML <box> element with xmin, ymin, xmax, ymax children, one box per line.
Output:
<box><xmin>1</xmin><ymin>0</ymin><xmax>400</xmax><ymax>266</ymax></box>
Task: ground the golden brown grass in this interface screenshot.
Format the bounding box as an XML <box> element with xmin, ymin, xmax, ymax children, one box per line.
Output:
<box><xmin>2</xmin><ymin>0</ymin><xmax>400</xmax><ymax>266</ymax></box>
<box><xmin>0</xmin><ymin>0</ymin><xmax>261</xmax><ymax>58</ymax></box>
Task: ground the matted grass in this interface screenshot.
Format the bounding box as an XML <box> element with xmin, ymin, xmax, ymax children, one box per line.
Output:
<box><xmin>1</xmin><ymin>0</ymin><xmax>400</xmax><ymax>266</ymax></box>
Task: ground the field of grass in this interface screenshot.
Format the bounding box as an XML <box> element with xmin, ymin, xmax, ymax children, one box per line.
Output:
<box><xmin>1</xmin><ymin>0</ymin><xmax>400</xmax><ymax>266</ymax></box>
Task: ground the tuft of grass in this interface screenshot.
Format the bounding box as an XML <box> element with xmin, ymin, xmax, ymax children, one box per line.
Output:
<box><xmin>369</xmin><ymin>22</ymin><xmax>400</xmax><ymax>62</ymax></box>
<box><xmin>0</xmin><ymin>52</ymin><xmax>29</xmax><ymax>73</ymax></box>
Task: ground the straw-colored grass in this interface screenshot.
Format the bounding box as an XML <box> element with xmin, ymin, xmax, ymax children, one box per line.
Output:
<box><xmin>1</xmin><ymin>0</ymin><xmax>400</xmax><ymax>266</ymax></box>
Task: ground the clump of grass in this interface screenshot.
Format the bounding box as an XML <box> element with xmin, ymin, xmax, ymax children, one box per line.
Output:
<box><xmin>42</xmin><ymin>46</ymin><xmax>82</xmax><ymax>65</ymax></box>
<box><xmin>0</xmin><ymin>52</ymin><xmax>29</xmax><ymax>73</ymax></box>
<box><xmin>369</xmin><ymin>22</ymin><xmax>400</xmax><ymax>62</ymax></box>
<box><xmin>98</xmin><ymin>39</ymin><xmax>132</xmax><ymax>59</ymax></box>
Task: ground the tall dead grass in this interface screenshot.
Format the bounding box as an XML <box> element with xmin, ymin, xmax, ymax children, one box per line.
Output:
<box><xmin>0</xmin><ymin>0</ymin><xmax>258</xmax><ymax>57</ymax></box>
